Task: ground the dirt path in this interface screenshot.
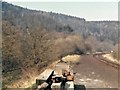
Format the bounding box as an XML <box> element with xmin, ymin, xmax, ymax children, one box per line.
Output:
<box><xmin>73</xmin><ymin>55</ymin><xmax>119</xmax><ymax>89</ymax></box>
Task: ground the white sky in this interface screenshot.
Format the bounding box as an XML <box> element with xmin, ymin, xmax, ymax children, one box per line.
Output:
<box><xmin>3</xmin><ymin>0</ymin><xmax>119</xmax><ymax>21</ymax></box>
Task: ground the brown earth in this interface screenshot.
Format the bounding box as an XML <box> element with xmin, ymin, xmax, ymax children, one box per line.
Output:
<box><xmin>73</xmin><ymin>55</ymin><xmax>119</xmax><ymax>89</ymax></box>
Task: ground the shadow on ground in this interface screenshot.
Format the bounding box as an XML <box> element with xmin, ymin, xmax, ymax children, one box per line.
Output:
<box><xmin>74</xmin><ymin>84</ymin><xmax>86</xmax><ymax>90</ymax></box>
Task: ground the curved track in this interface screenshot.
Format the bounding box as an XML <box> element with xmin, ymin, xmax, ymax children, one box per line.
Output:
<box><xmin>73</xmin><ymin>55</ymin><xmax>119</xmax><ymax>89</ymax></box>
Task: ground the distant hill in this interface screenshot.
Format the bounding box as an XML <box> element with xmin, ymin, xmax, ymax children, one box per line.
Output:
<box><xmin>2</xmin><ymin>2</ymin><xmax>85</xmax><ymax>33</ymax></box>
<box><xmin>2</xmin><ymin>2</ymin><xmax>119</xmax><ymax>44</ymax></box>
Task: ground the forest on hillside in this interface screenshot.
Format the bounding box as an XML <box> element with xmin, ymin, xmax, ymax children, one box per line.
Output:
<box><xmin>2</xmin><ymin>2</ymin><xmax>119</xmax><ymax>88</ymax></box>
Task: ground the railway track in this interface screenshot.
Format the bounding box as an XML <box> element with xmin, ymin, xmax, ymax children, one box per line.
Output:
<box><xmin>73</xmin><ymin>55</ymin><xmax>118</xmax><ymax>88</ymax></box>
<box><xmin>35</xmin><ymin>55</ymin><xmax>119</xmax><ymax>89</ymax></box>
<box><xmin>94</xmin><ymin>55</ymin><xmax>120</xmax><ymax>69</ymax></box>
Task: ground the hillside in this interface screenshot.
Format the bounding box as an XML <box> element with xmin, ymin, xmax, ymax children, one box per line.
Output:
<box><xmin>2</xmin><ymin>2</ymin><xmax>119</xmax><ymax>88</ymax></box>
<box><xmin>2</xmin><ymin>2</ymin><xmax>119</xmax><ymax>44</ymax></box>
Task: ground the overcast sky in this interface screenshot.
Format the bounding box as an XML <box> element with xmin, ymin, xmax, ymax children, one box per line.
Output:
<box><xmin>3</xmin><ymin>0</ymin><xmax>119</xmax><ymax>21</ymax></box>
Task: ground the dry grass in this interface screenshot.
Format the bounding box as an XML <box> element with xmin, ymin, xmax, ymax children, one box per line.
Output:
<box><xmin>62</xmin><ymin>54</ymin><xmax>81</xmax><ymax>64</ymax></box>
<box><xmin>6</xmin><ymin>60</ymin><xmax>59</xmax><ymax>88</ymax></box>
<box><xmin>102</xmin><ymin>54</ymin><xmax>120</xmax><ymax>64</ymax></box>
<box><xmin>7</xmin><ymin>69</ymin><xmax>38</xmax><ymax>88</ymax></box>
